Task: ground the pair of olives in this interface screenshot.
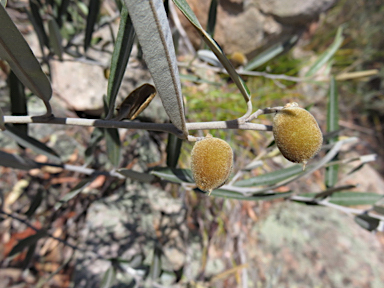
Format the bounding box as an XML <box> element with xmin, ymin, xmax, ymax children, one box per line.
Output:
<box><xmin>190</xmin><ymin>103</ymin><xmax>323</xmax><ymax>194</ymax></box>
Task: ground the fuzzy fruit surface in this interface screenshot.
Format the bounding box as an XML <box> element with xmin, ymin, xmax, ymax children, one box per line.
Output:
<box><xmin>273</xmin><ymin>104</ymin><xmax>323</xmax><ymax>165</ymax></box>
<box><xmin>191</xmin><ymin>135</ymin><xmax>233</xmax><ymax>193</ymax></box>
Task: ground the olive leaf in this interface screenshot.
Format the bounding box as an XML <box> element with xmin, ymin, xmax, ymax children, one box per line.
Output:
<box><xmin>0</xmin><ymin>4</ymin><xmax>52</xmax><ymax>114</ymax></box>
<box><xmin>124</xmin><ymin>0</ymin><xmax>188</xmax><ymax>138</ymax></box>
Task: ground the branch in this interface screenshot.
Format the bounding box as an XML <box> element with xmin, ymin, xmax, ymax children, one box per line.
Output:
<box><xmin>3</xmin><ymin>116</ymin><xmax>272</xmax><ymax>139</ymax></box>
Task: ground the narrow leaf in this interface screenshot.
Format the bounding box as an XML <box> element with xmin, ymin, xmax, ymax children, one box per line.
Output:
<box><xmin>84</xmin><ymin>127</ymin><xmax>104</xmax><ymax>165</ymax></box>
<box><xmin>29</xmin><ymin>0</ymin><xmax>50</xmax><ymax>49</ymax></box>
<box><xmin>305</xmin><ymin>26</ymin><xmax>344</xmax><ymax>77</ymax></box>
<box><xmin>106</xmin><ymin>5</ymin><xmax>136</xmax><ymax>119</ymax></box>
<box><xmin>0</xmin><ymin>4</ymin><xmax>52</xmax><ymax>103</ymax></box>
<box><xmin>166</xmin><ymin>133</ymin><xmax>182</xmax><ymax>168</ymax></box>
<box><xmin>210</xmin><ymin>189</ymin><xmax>293</xmax><ymax>201</ymax></box>
<box><xmin>25</xmin><ymin>188</ymin><xmax>44</xmax><ymax>217</ymax></box>
<box><xmin>9</xmin><ymin>70</ymin><xmax>28</xmax><ymax>135</ymax></box>
<box><xmin>54</xmin><ymin>178</ymin><xmax>95</xmax><ymax>210</ymax></box>
<box><xmin>125</xmin><ymin>0</ymin><xmax>188</xmax><ymax>137</ymax></box>
<box><xmin>354</xmin><ymin>214</ymin><xmax>380</xmax><ymax>231</ymax></box>
<box><xmin>104</xmin><ymin>128</ymin><xmax>121</xmax><ymax>167</ymax></box>
<box><xmin>373</xmin><ymin>205</ymin><xmax>384</xmax><ymax>215</ymax></box>
<box><xmin>206</xmin><ymin>0</ymin><xmax>218</xmax><ymax>37</ymax></box>
<box><xmin>3</xmin><ymin>124</ymin><xmax>61</xmax><ymax>162</ymax></box>
<box><xmin>1</xmin><ymin>0</ymin><xmax>7</xmax><ymax>7</ymax></box>
<box><xmin>244</xmin><ymin>35</ymin><xmax>299</xmax><ymax>71</ymax></box>
<box><xmin>0</xmin><ymin>106</ymin><xmax>5</xmax><ymax>131</ymax></box>
<box><xmin>173</xmin><ymin>0</ymin><xmax>251</xmax><ymax>104</ymax></box>
<box><xmin>48</xmin><ymin>17</ymin><xmax>64</xmax><ymax>60</ymax></box>
<box><xmin>151</xmin><ymin>167</ymin><xmax>194</xmax><ymax>184</ymax></box>
<box><xmin>234</xmin><ymin>165</ymin><xmax>303</xmax><ymax>187</ymax></box>
<box><xmin>0</xmin><ymin>150</ymin><xmax>38</xmax><ymax>170</ymax></box>
<box><xmin>100</xmin><ymin>265</ymin><xmax>116</xmax><ymax>288</ymax></box>
<box><xmin>22</xmin><ymin>243</ymin><xmax>36</xmax><ymax>270</ymax></box>
<box><xmin>328</xmin><ymin>192</ymin><xmax>382</xmax><ymax>206</ymax></box>
<box><xmin>84</xmin><ymin>0</ymin><xmax>100</xmax><ymax>51</ymax></box>
<box><xmin>150</xmin><ymin>244</ymin><xmax>162</xmax><ymax>280</ymax></box>
<box><xmin>56</xmin><ymin>0</ymin><xmax>70</xmax><ymax>27</ymax></box>
<box><xmin>8</xmin><ymin>229</ymin><xmax>47</xmax><ymax>257</ymax></box>
<box><xmin>325</xmin><ymin>76</ymin><xmax>339</xmax><ymax>188</ymax></box>
<box><xmin>117</xmin><ymin>169</ymin><xmax>155</xmax><ymax>183</ymax></box>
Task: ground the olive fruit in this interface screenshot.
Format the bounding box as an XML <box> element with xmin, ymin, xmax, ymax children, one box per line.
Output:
<box><xmin>273</xmin><ymin>102</ymin><xmax>323</xmax><ymax>168</ymax></box>
<box><xmin>190</xmin><ymin>134</ymin><xmax>233</xmax><ymax>195</ymax></box>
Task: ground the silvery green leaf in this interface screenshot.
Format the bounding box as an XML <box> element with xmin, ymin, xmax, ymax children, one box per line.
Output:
<box><xmin>124</xmin><ymin>0</ymin><xmax>188</xmax><ymax>137</ymax></box>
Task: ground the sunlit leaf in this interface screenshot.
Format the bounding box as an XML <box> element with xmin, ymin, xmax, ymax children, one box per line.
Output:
<box><xmin>151</xmin><ymin>167</ymin><xmax>194</xmax><ymax>184</ymax></box>
<box><xmin>245</xmin><ymin>35</ymin><xmax>299</xmax><ymax>71</ymax></box>
<box><xmin>234</xmin><ymin>165</ymin><xmax>303</xmax><ymax>187</ymax></box>
<box><xmin>305</xmin><ymin>26</ymin><xmax>344</xmax><ymax>77</ymax></box>
<box><xmin>100</xmin><ymin>265</ymin><xmax>116</xmax><ymax>288</ymax></box>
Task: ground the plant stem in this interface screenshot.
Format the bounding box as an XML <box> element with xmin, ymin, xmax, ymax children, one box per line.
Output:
<box><xmin>3</xmin><ymin>116</ymin><xmax>272</xmax><ymax>138</ymax></box>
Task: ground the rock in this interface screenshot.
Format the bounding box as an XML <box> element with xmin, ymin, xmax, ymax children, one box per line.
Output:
<box><xmin>177</xmin><ymin>0</ymin><xmax>338</xmax><ymax>59</ymax></box>
<box><xmin>259</xmin><ymin>0</ymin><xmax>337</xmax><ymax>25</ymax></box>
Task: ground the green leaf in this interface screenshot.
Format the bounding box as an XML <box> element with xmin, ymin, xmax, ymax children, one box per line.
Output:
<box><xmin>0</xmin><ymin>150</ymin><xmax>38</xmax><ymax>170</ymax></box>
<box><xmin>173</xmin><ymin>0</ymin><xmax>251</xmax><ymax>105</ymax></box>
<box><xmin>234</xmin><ymin>165</ymin><xmax>303</xmax><ymax>187</ymax></box>
<box><xmin>244</xmin><ymin>35</ymin><xmax>299</xmax><ymax>71</ymax></box>
<box><xmin>325</xmin><ymin>76</ymin><xmax>339</xmax><ymax>188</ymax></box>
<box><xmin>84</xmin><ymin>127</ymin><xmax>104</xmax><ymax>165</ymax></box>
<box><xmin>9</xmin><ymin>71</ymin><xmax>28</xmax><ymax>135</ymax></box>
<box><xmin>210</xmin><ymin>189</ymin><xmax>293</xmax><ymax>201</ymax></box>
<box><xmin>305</xmin><ymin>26</ymin><xmax>344</xmax><ymax>77</ymax></box>
<box><xmin>100</xmin><ymin>265</ymin><xmax>116</xmax><ymax>288</ymax></box>
<box><xmin>328</xmin><ymin>192</ymin><xmax>383</xmax><ymax>206</ymax></box>
<box><xmin>106</xmin><ymin>5</ymin><xmax>136</xmax><ymax>119</ymax></box>
<box><xmin>206</xmin><ymin>0</ymin><xmax>218</xmax><ymax>37</ymax></box>
<box><xmin>0</xmin><ymin>4</ymin><xmax>52</xmax><ymax>103</ymax></box>
<box><xmin>23</xmin><ymin>243</ymin><xmax>36</xmax><ymax>270</ymax></box>
<box><xmin>3</xmin><ymin>124</ymin><xmax>61</xmax><ymax>162</ymax></box>
<box><xmin>151</xmin><ymin>167</ymin><xmax>194</xmax><ymax>184</ymax></box>
<box><xmin>166</xmin><ymin>133</ymin><xmax>182</xmax><ymax>168</ymax></box>
<box><xmin>54</xmin><ymin>178</ymin><xmax>95</xmax><ymax>210</ymax></box>
<box><xmin>1</xmin><ymin>0</ymin><xmax>7</xmax><ymax>7</ymax></box>
<box><xmin>124</xmin><ymin>0</ymin><xmax>188</xmax><ymax>137</ymax></box>
<box><xmin>8</xmin><ymin>229</ymin><xmax>47</xmax><ymax>257</ymax></box>
<box><xmin>354</xmin><ymin>214</ymin><xmax>380</xmax><ymax>231</ymax></box>
<box><xmin>29</xmin><ymin>0</ymin><xmax>50</xmax><ymax>49</ymax></box>
<box><xmin>84</xmin><ymin>0</ymin><xmax>101</xmax><ymax>51</ymax></box>
<box><xmin>48</xmin><ymin>17</ymin><xmax>64</xmax><ymax>60</ymax></box>
<box><xmin>116</xmin><ymin>169</ymin><xmax>155</xmax><ymax>182</ymax></box>
<box><xmin>149</xmin><ymin>244</ymin><xmax>162</xmax><ymax>280</ymax></box>
<box><xmin>25</xmin><ymin>188</ymin><xmax>44</xmax><ymax>217</ymax></box>
<box><xmin>104</xmin><ymin>128</ymin><xmax>121</xmax><ymax>167</ymax></box>
<box><xmin>56</xmin><ymin>0</ymin><xmax>70</xmax><ymax>27</ymax></box>
<box><xmin>0</xmin><ymin>106</ymin><xmax>5</xmax><ymax>131</ymax></box>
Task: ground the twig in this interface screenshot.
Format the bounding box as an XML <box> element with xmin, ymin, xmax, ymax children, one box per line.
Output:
<box><xmin>3</xmin><ymin>116</ymin><xmax>272</xmax><ymax>139</ymax></box>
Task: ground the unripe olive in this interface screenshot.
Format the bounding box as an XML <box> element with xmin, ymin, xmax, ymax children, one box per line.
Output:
<box><xmin>273</xmin><ymin>103</ymin><xmax>323</xmax><ymax>168</ymax></box>
<box><xmin>190</xmin><ymin>134</ymin><xmax>233</xmax><ymax>195</ymax></box>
